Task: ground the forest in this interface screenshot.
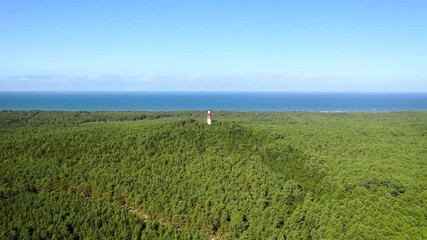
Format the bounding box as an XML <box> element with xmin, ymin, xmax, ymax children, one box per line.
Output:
<box><xmin>1</xmin><ymin>110</ymin><xmax>426</xmax><ymax>239</ymax></box>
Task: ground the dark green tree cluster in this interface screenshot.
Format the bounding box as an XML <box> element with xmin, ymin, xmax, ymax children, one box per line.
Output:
<box><xmin>1</xmin><ymin>111</ymin><xmax>426</xmax><ymax>239</ymax></box>
<box><xmin>0</xmin><ymin>192</ymin><xmax>205</xmax><ymax>239</ymax></box>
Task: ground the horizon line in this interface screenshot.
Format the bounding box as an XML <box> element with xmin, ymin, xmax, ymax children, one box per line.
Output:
<box><xmin>0</xmin><ymin>90</ymin><xmax>427</xmax><ymax>94</ymax></box>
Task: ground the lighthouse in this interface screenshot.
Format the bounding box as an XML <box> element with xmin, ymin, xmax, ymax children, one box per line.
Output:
<box><xmin>207</xmin><ymin>110</ymin><xmax>212</xmax><ymax>125</ymax></box>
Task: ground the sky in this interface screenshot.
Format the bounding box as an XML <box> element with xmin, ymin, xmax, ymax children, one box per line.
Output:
<box><xmin>0</xmin><ymin>0</ymin><xmax>426</xmax><ymax>92</ymax></box>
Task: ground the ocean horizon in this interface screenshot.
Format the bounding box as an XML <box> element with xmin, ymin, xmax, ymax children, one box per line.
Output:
<box><xmin>0</xmin><ymin>92</ymin><xmax>426</xmax><ymax>112</ymax></box>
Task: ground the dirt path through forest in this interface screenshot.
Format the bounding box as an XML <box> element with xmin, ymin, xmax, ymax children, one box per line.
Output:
<box><xmin>124</xmin><ymin>204</ymin><xmax>220</xmax><ymax>239</ymax></box>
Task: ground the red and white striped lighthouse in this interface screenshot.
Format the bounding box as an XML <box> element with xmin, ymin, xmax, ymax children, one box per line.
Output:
<box><xmin>207</xmin><ymin>110</ymin><xmax>212</xmax><ymax>125</ymax></box>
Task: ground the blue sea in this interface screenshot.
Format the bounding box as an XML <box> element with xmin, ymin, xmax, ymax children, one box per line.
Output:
<box><xmin>0</xmin><ymin>92</ymin><xmax>426</xmax><ymax>111</ymax></box>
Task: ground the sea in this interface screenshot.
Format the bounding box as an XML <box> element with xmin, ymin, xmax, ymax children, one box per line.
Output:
<box><xmin>0</xmin><ymin>92</ymin><xmax>426</xmax><ymax>112</ymax></box>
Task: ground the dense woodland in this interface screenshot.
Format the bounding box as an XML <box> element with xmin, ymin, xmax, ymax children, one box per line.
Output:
<box><xmin>1</xmin><ymin>110</ymin><xmax>426</xmax><ymax>239</ymax></box>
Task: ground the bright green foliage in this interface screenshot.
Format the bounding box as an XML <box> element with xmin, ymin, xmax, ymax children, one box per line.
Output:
<box><xmin>0</xmin><ymin>110</ymin><xmax>426</xmax><ymax>239</ymax></box>
<box><xmin>0</xmin><ymin>192</ymin><xmax>202</xmax><ymax>239</ymax></box>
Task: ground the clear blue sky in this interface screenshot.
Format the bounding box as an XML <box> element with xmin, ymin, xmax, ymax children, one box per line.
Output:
<box><xmin>1</xmin><ymin>0</ymin><xmax>426</xmax><ymax>91</ymax></box>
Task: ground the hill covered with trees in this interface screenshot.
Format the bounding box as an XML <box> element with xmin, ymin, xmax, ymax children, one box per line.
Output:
<box><xmin>1</xmin><ymin>110</ymin><xmax>426</xmax><ymax>239</ymax></box>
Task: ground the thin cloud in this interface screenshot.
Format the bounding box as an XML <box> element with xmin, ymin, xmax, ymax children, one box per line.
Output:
<box><xmin>0</xmin><ymin>74</ymin><xmax>425</xmax><ymax>92</ymax></box>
